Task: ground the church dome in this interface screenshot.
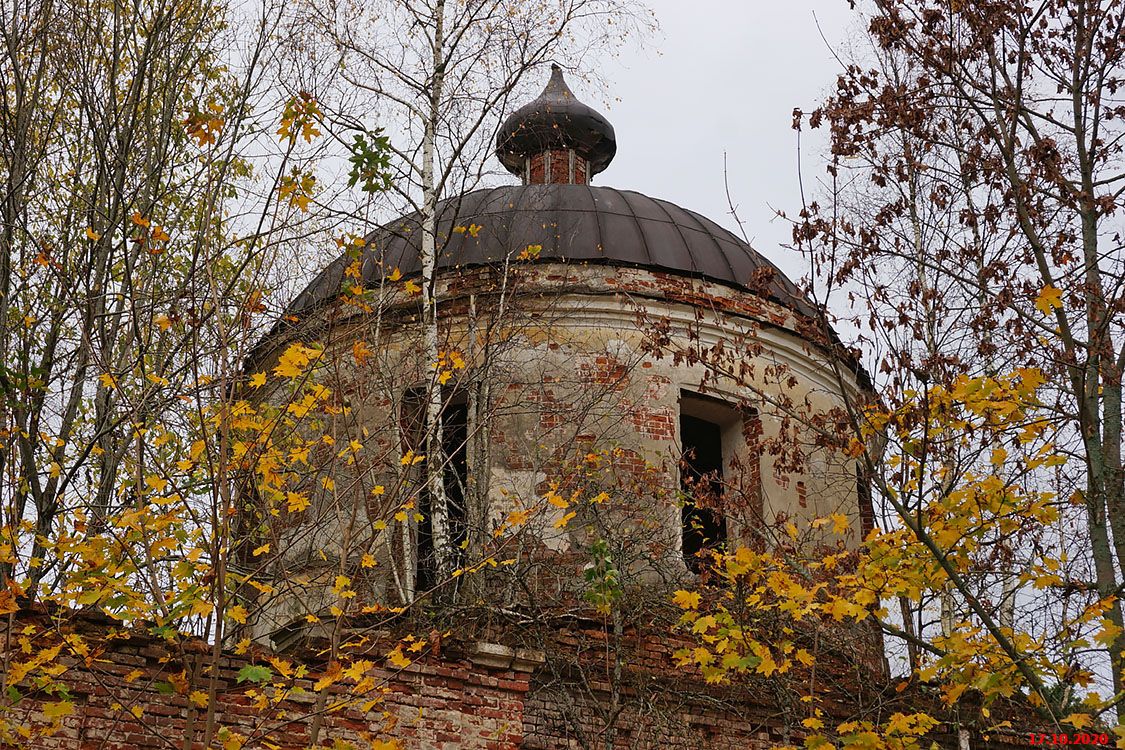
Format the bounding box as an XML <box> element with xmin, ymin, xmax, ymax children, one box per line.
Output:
<box><xmin>282</xmin><ymin>184</ymin><xmax>817</xmax><ymax>327</ymax></box>
<box><xmin>496</xmin><ymin>64</ymin><xmax>616</xmax><ymax>178</ymax></box>
<box><xmin>276</xmin><ymin>65</ymin><xmax>819</xmax><ymax>331</ymax></box>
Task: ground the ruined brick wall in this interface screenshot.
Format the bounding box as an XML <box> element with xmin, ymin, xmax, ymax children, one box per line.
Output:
<box><xmin>2</xmin><ymin>608</ymin><xmax>1036</xmax><ymax>750</ymax></box>
<box><xmin>2</xmin><ymin>609</ymin><xmax>530</xmax><ymax>750</ymax></box>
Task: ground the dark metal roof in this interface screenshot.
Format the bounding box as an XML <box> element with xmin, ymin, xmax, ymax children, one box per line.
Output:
<box><xmin>496</xmin><ymin>65</ymin><xmax>617</xmax><ymax>178</ymax></box>
<box><xmin>281</xmin><ymin>184</ymin><xmax>817</xmax><ymax>324</ymax></box>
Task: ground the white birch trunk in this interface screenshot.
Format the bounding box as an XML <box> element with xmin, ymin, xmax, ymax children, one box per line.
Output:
<box><xmin>419</xmin><ymin>0</ymin><xmax>451</xmax><ymax>593</ymax></box>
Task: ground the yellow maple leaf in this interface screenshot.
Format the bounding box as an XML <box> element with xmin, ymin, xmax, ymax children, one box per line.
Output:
<box><xmin>191</xmin><ymin>600</ymin><xmax>214</xmax><ymax>618</ymax></box>
<box><xmin>552</xmin><ymin>511</ymin><xmax>576</xmax><ymax>529</ymax></box>
<box><xmin>1095</xmin><ymin>618</ymin><xmax>1123</xmax><ymax>647</ymax></box>
<box><xmin>144</xmin><ymin>474</ymin><xmax>169</xmax><ymax>494</ymax></box>
<box><xmin>342</xmin><ymin>659</ymin><xmax>374</xmax><ymax>682</ymax></box>
<box><xmin>99</xmin><ymin>372</ymin><xmax>117</xmax><ymax>390</ymax></box>
<box><xmin>272</xmin><ymin>343</ymin><xmax>319</xmax><ymax>379</ymax></box>
<box><xmin>1035</xmin><ymin>284</ymin><xmax>1063</xmax><ymax>315</ymax></box>
<box><xmin>130</xmin><ymin>212</ymin><xmax>151</xmax><ymax>228</ymax></box>
<box><xmin>249</xmin><ymin>372</ymin><xmax>266</xmax><ymax>388</ymax></box>
<box><xmin>252</xmin><ymin>543</ymin><xmax>270</xmax><ymax>557</ymax></box>
<box><xmin>286</xmin><ymin>491</ymin><xmax>310</xmax><ymax>513</ymax></box>
<box><xmin>227</xmin><ymin>605</ymin><xmax>248</xmax><ymax>624</ymax></box>
<box><xmin>386</xmin><ymin>647</ymin><xmax>411</xmax><ymax>669</ymax></box>
<box><xmin>189</xmin><ymin>690</ymin><xmax>209</xmax><ymax>708</ymax></box>
<box><xmin>546</xmin><ymin>490</ymin><xmax>569</xmax><ymax>509</ymax></box>
<box><xmin>85</xmin><ymin>227</ymin><xmax>101</xmax><ymax>241</ymax></box>
<box><xmin>672</xmin><ymin>590</ymin><xmax>702</xmax><ymax>610</ymax></box>
<box><xmin>504</xmin><ymin>509</ymin><xmax>531</xmax><ymax>529</ymax></box>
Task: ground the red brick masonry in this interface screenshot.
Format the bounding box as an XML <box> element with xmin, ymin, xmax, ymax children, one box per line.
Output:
<box><xmin>0</xmin><ymin>607</ymin><xmax>1042</xmax><ymax>750</ymax></box>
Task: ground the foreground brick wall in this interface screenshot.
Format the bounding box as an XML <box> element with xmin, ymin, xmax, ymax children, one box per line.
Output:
<box><xmin>2</xmin><ymin>608</ymin><xmax>1038</xmax><ymax>750</ymax></box>
<box><xmin>1</xmin><ymin>609</ymin><xmax>529</xmax><ymax>750</ymax></box>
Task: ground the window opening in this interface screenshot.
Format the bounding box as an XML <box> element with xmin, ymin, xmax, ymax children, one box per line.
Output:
<box><xmin>402</xmin><ymin>388</ymin><xmax>469</xmax><ymax>593</ymax></box>
<box><xmin>680</xmin><ymin>413</ymin><xmax>727</xmax><ymax>572</ymax></box>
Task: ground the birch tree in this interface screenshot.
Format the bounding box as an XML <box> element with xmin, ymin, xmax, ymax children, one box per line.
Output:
<box><xmin>283</xmin><ymin>0</ymin><xmax>649</xmax><ymax>596</ymax></box>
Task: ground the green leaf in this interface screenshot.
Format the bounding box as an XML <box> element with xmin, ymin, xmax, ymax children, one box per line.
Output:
<box><xmin>237</xmin><ymin>665</ymin><xmax>273</xmax><ymax>684</ymax></box>
<box><xmin>347</xmin><ymin>131</ymin><xmax>393</xmax><ymax>194</ymax></box>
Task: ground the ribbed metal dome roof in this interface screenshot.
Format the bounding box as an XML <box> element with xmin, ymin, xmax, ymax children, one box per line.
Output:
<box><xmin>281</xmin><ymin>184</ymin><xmax>816</xmax><ymax>324</ymax></box>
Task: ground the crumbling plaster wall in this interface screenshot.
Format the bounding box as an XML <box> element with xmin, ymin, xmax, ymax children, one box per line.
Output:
<box><xmin>247</xmin><ymin>263</ymin><xmax>867</xmax><ymax>640</ymax></box>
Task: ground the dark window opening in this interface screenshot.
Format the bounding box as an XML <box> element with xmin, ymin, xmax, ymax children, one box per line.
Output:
<box><xmin>680</xmin><ymin>413</ymin><xmax>727</xmax><ymax>572</ymax></box>
<box><xmin>856</xmin><ymin>463</ymin><xmax>873</xmax><ymax>535</ymax></box>
<box><xmin>401</xmin><ymin>389</ymin><xmax>470</xmax><ymax>594</ymax></box>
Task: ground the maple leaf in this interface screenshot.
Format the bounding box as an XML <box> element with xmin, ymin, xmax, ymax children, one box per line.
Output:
<box><xmin>236</xmin><ymin>665</ymin><xmax>272</xmax><ymax>684</ymax></box>
<box><xmin>343</xmin><ymin>660</ymin><xmax>375</xmax><ymax>682</ymax></box>
<box><xmin>546</xmin><ymin>490</ymin><xmax>569</xmax><ymax>509</ymax></box>
<box><xmin>826</xmin><ymin>513</ymin><xmax>848</xmax><ymax>534</ymax></box>
<box><xmin>1035</xmin><ymin>284</ymin><xmax>1063</xmax><ymax>315</ymax></box>
<box><xmin>286</xmin><ymin>491</ymin><xmax>310</xmax><ymax>513</ymax></box>
<box><xmin>386</xmin><ymin>647</ymin><xmax>411</xmax><ymax>669</ymax></box>
<box><xmin>552</xmin><ymin>511</ymin><xmax>577</xmax><ymax>529</ymax></box>
<box><xmin>1095</xmin><ymin>618</ymin><xmax>1123</xmax><ymax>647</ymax></box>
<box><xmin>144</xmin><ymin>474</ymin><xmax>169</xmax><ymax>494</ymax></box>
<box><xmin>672</xmin><ymin>590</ymin><xmax>702</xmax><ymax>610</ymax></box>
<box><xmin>353</xmin><ymin>340</ymin><xmax>373</xmax><ymax>365</ymax></box>
<box><xmin>272</xmin><ymin>343</ymin><xmax>319</xmax><ymax>378</ymax></box>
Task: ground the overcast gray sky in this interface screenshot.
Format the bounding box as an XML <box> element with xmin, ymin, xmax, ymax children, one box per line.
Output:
<box><xmin>594</xmin><ymin>0</ymin><xmax>859</xmax><ymax>286</ymax></box>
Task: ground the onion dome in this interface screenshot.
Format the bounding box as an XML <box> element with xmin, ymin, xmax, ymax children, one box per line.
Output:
<box><xmin>496</xmin><ymin>65</ymin><xmax>617</xmax><ymax>184</ymax></box>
